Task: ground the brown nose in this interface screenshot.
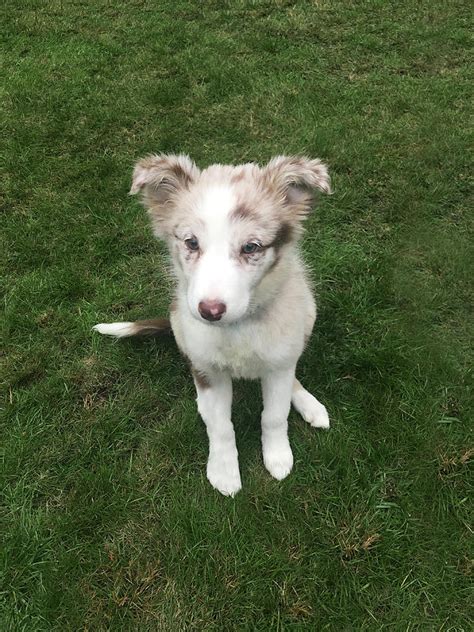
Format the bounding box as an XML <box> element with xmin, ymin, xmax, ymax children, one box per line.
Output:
<box><xmin>198</xmin><ymin>300</ymin><xmax>226</xmax><ymax>322</ymax></box>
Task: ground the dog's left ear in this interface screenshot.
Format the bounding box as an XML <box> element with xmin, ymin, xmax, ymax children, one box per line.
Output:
<box><xmin>262</xmin><ymin>155</ymin><xmax>331</xmax><ymax>219</ymax></box>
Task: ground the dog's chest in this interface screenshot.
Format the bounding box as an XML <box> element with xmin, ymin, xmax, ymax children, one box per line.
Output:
<box><xmin>182</xmin><ymin>318</ymin><xmax>300</xmax><ymax>379</ymax></box>
<box><xmin>211</xmin><ymin>333</ymin><xmax>268</xmax><ymax>378</ymax></box>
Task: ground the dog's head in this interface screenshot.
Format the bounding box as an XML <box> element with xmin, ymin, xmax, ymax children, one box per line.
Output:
<box><xmin>130</xmin><ymin>154</ymin><xmax>330</xmax><ymax>324</ymax></box>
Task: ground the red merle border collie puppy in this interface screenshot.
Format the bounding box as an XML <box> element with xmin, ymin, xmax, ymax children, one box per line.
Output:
<box><xmin>94</xmin><ymin>154</ymin><xmax>331</xmax><ymax>496</ymax></box>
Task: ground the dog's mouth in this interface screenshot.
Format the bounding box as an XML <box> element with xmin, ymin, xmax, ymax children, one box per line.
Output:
<box><xmin>193</xmin><ymin>310</ymin><xmax>227</xmax><ymax>326</ymax></box>
<box><xmin>190</xmin><ymin>307</ymin><xmax>243</xmax><ymax>327</ymax></box>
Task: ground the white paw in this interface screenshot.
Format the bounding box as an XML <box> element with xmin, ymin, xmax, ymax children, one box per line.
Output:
<box><xmin>262</xmin><ymin>438</ymin><xmax>294</xmax><ymax>480</ymax></box>
<box><xmin>293</xmin><ymin>390</ymin><xmax>330</xmax><ymax>429</ymax></box>
<box><xmin>207</xmin><ymin>450</ymin><xmax>242</xmax><ymax>497</ymax></box>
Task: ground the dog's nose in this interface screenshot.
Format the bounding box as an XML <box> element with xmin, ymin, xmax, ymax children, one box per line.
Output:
<box><xmin>198</xmin><ymin>300</ymin><xmax>226</xmax><ymax>322</ymax></box>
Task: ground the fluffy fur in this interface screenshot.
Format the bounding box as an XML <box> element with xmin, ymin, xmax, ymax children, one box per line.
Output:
<box><xmin>94</xmin><ymin>154</ymin><xmax>331</xmax><ymax>496</ymax></box>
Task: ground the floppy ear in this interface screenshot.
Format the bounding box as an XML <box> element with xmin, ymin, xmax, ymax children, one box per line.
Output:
<box><xmin>262</xmin><ymin>155</ymin><xmax>331</xmax><ymax>219</ymax></box>
<box><xmin>130</xmin><ymin>153</ymin><xmax>199</xmax><ymax>202</ymax></box>
<box><xmin>130</xmin><ymin>154</ymin><xmax>200</xmax><ymax>236</ymax></box>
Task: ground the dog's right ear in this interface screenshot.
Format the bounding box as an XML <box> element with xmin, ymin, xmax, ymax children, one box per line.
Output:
<box><xmin>130</xmin><ymin>153</ymin><xmax>200</xmax><ymax>202</ymax></box>
<box><xmin>130</xmin><ymin>154</ymin><xmax>200</xmax><ymax>237</ymax></box>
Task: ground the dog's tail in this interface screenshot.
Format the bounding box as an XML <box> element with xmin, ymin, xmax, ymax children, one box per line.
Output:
<box><xmin>93</xmin><ymin>318</ymin><xmax>172</xmax><ymax>338</ymax></box>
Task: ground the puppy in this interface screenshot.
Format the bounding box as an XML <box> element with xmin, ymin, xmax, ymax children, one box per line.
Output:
<box><xmin>94</xmin><ymin>154</ymin><xmax>331</xmax><ymax>496</ymax></box>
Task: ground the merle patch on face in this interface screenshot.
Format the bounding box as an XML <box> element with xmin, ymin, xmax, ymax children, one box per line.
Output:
<box><xmin>231</xmin><ymin>203</ymin><xmax>258</xmax><ymax>224</ymax></box>
<box><xmin>268</xmin><ymin>222</ymin><xmax>293</xmax><ymax>252</ymax></box>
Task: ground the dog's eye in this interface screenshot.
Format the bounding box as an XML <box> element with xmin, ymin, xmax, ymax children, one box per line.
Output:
<box><xmin>241</xmin><ymin>242</ymin><xmax>261</xmax><ymax>255</ymax></box>
<box><xmin>185</xmin><ymin>237</ymin><xmax>199</xmax><ymax>251</ymax></box>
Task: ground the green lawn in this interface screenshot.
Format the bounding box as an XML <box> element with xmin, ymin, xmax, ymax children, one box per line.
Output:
<box><xmin>2</xmin><ymin>1</ymin><xmax>472</xmax><ymax>629</ymax></box>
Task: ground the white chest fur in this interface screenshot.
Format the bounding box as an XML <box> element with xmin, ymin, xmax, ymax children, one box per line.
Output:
<box><xmin>171</xmin><ymin>284</ymin><xmax>314</xmax><ymax>379</ymax></box>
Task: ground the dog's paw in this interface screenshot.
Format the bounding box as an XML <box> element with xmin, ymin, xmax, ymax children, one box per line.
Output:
<box><xmin>262</xmin><ymin>439</ymin><xmax>294</xmax><ymax>480</ymax></box>
<box><xmin>293</xmin><ymin>390</ymin><xmax>330</xmax><ymax>429</ymax></box>
<box><xmin>207</xmin><ymin>451</ymin><xmax>242</xmax><ymax>497</ymax></box>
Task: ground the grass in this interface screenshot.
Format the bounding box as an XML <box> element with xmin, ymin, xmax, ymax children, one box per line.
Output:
<box><xmin>2</xmin><ymin>0</ymin><xmax>472</xmax><ymax>629</ymax></box>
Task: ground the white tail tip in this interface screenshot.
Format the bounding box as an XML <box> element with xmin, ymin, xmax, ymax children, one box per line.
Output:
<box><xmin>93</xmin><ymin>322</ymin><xmax>135</xmax><ymax>338</ymax></box>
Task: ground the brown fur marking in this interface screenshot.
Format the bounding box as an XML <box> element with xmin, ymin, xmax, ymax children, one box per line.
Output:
<box><xmin>231</xmin><ymin>203</ymin><xmax>255</xmax><ymax>222</ymax></box>
<box><xmin>231</xmin><ymin>170</ymin><xmax>245</xmax><ymax>183</ymax></box>
<box><xmin>133</xmin><ymin>318</ymin><xmax>172</xmax><ymax>336</ymax></box>
<box><xmin>268</xmin><ymin>222</ymin><xmax>293</xmax><ymax>252</ymax></box>
<box><xmin>179</xmin><ymin>348</ymin><xmax>211</xmax><ymax>390</ymax></box>
<box><xmin>191</xmin><ymin>367</ymin><xmax>211</xmax><ymax>389</ymax></box>
<box><xmin>171</xmin><ymin>163</ymin><xmax>193</xmax><ymax>186</ymax></box>
<box><xmin>263</xmin><ymin>223</ymin><xmax>294</xmax><ymax>275</ymax></box>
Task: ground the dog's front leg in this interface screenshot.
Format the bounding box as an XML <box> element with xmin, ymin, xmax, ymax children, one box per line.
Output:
<box><xmin>261</xmin><ymin>367</ymin><xmax>295</xmax><ymax>480</ymax></box>
<box><xmin>194</xmin><ymin>371</ymin><xmax>241</xmax><ymax>497</ymax></box>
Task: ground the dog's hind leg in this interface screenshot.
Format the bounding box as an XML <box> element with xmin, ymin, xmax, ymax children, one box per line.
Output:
<box><xmin>292</xmin><ymin>379</ymin><xmax>330</xmax><ymax>429</ymax></box>
<box><xmin>194</xmin><ymin>369</ymin><xmax>242</xmax><ymax>497</ymax></box>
